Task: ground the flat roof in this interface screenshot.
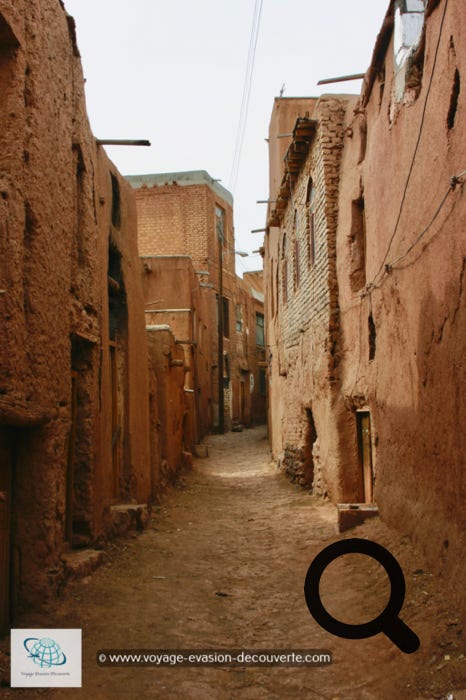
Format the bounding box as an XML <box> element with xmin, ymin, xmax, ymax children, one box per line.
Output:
<box><xmin>125</xmin><ymin>170</ymin><xmax>233</xmax><ymax>206</ymax></box>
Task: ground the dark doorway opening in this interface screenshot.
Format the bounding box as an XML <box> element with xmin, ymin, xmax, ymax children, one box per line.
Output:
<box><xmin>108</xmin><ymin>242</ymin><xmax>128</xmax><ymax>501</ymax></box>
<box><xmin>303</xmin><ymin>408</ymin><xmax>317</xmax><ymax>487</ymax></box>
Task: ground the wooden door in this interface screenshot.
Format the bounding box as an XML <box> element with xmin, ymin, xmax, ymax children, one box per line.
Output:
<box><xmin>357</xmin><ymin>411</ymin><xmax>373</xmax><ymax>502</ymax></box>
<box><xmin>0</xmin><ymin>427</ymin><xmax>12</xmax><ymax>634</ymax></box>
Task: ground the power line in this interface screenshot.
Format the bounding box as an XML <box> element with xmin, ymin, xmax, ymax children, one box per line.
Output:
<box><xmin>369</xmin><ymin>0</ymin><xmax>449</xmax><ymax>291</ymax></box>
<box><xmin>228</xmin><ymin>0</ymin><xmax>263</xmax><ymax>194</ymax></box>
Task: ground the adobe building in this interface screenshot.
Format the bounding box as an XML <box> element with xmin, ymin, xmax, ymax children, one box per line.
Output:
<box><xmin>335</xmin><ymin>0</ymin><xmax>466</xmax><ymax>611</ymax></box>
<box><xmin>127</xmin><ymin>171</ymin><xmax>266</xmax><ymax>432</ymax></box>
<box><xmin>264</xmin><ymin>94</ymin><xmax>358</xmax><ymax>493</ymax></box>
<box><xmin>142</xmin><ymin>254</ymin><xmax>212</xmax><ymax>449</ymax></box>
<box><xmin>0</xmin><ymin>0</ymin><xmax>152</xmax><ymax>632</ymax></box>
<box><xmin>263</xmin><ymin>0</ymin><xmax>465</xmax><ymax>614</ymax></box>
<box><xmin>241</xmin><ymin>271</ymin><xmax>267</xmax><ymax>426</ymax></box>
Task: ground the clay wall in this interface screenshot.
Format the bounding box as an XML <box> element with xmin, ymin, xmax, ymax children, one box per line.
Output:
<box><xmin>0</xmin><ymin>0</ymin><xmax>151</xmax><ymax>624</ymax></box>
<box><xmin>336</xmin><ymin>0</ymin><xmax>466</xmax><ymax>610</ymax></box>
<box><xmin>141</xmin><ymin>255</ymin><xmax>213</xmax><ymax>442</ymax></box>
<box><xmin>146</xmin><ymin>327</ymin><xmax>190</xmax><ymax>489</ymax></box>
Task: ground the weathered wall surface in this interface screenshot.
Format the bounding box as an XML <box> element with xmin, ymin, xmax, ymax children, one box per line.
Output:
<box><xmin>264</xmin><ymin>98</ymin><xmax>317</xmax><ymax>459</ymax></box>
<box><xmin>0</xmin><ymin>0</ymin><xmax>151</xmax><ymax>624</ymax></box>
<box><xmin>130</xmin><ymin>173</ymin><xmax>266</xmax><ymax>431</ymax></box>
<box><xmin>142</xmin><ymin>255</ymin><xmax>213</xmax><ymax>444</ymax></box>
<box><xmin>146</xmin><ymin>326</ymin><xmax>189</xmax><ymax>488</ymax></box>
<box><xmin>336</xmin><ymin>0</ymin><xmax>466</xmax><ymax>610</ymax></box>
<box><xmin>265</xmin><ymin>95</ymin><xmax>357</xmax><ymax>496</ymax></box>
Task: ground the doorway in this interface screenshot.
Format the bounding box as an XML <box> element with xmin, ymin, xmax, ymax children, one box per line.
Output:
<box><xmin>303</xmin><ymin>408</ymin><xmax>317</xmax><ymax>487</ymax></box>
<box><xmin>357</xmin><ymin>410</ymin><xmax>374</xmax><ymax>502</ymax></box>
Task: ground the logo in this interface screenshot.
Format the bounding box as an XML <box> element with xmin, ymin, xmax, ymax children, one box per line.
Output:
<box><xmin>24</xmin><ymin>637</ymin><xmax>67</xmax><ymax>668</ymax></box>
<box><xmin>11</xmin><ymin>629</ymin><xmax>81</xmax><ymax>688</ymax></box>
<box><xmin>304</xmin><ymin>538</ymin><xmax>420</xmax><ymax>654</ymax></box>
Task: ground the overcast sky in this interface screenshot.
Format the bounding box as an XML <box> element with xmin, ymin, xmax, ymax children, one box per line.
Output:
<box><xmin>63</xmin><ymin>0</ymin><xmax>389</xmax><ymax>275</ymax></box>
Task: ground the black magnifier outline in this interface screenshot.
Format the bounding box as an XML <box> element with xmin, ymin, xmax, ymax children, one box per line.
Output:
<box><xmin>304</xmin><ymin>538</ymin><xmax>420</xmax><ymax>654</ymax></box>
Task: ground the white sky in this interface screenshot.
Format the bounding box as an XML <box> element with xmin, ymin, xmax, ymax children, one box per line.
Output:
<box><xmin>63</xmin><ymin>0</ymin><xmax>389</xmax><ymax>275</ymax></box>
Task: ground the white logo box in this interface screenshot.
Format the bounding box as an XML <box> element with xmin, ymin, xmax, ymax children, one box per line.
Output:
<box><xmin>11</xmin><ymin>628</ymin><xmax>82</xmax><ymax>688</ymax></box>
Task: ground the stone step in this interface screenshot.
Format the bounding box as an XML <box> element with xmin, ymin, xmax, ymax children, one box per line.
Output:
<box><xmin>109</xmin><ymin>503</ymin><xmax>150</xmax><ymax>536</ymax></box>
<box><xmin>62</xmin><ymin>549</ymin><xmax>105</xmax><ymax>580</ymax></box>
<box><xmin>337</xmin><ymin>503</ymin><xmax>379</xmax><ymax>532</ymax></box>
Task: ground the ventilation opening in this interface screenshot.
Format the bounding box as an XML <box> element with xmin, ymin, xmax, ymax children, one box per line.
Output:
<box><xmin>349</xmin><ymin>197</ymin><xmax>366</xmax><ymax>293</ymax></box>
<box><xmin>281</xmin><ymin>234</ymin><xmax>288</xmax><ymax>304</ymax></box>
<box><xmin>368</xmin><ymin>313</ymin><xmax>376</xmax><ymax>361</ymax></box>
<box><xmin>110</xmin><ymin>173</ymin><xmax>121</xmax><ymax>228</ymax></box>
<box><xmin>447</xmin><ymin>69</ymin><xmax>460</xmax><ymax>130</ymax></box>
<box><xmin>306</xmin><ymin>179</ymin><xmax>316</xmax><ymax>267</ymax></box>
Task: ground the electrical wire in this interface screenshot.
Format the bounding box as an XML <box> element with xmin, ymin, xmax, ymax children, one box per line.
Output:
<box><xmin>228</xmin><ymin>0</ymin><xmax>263</xmax><ymax>194</ymax></box>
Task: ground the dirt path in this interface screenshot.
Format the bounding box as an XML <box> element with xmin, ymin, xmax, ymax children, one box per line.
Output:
<box><xmin>2</xmin><ymin>427</ymin><xmax>465</xmax><ymax>699</ymax></box>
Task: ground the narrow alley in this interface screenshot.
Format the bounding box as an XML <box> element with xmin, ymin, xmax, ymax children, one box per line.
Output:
<box><xmin>2</xmin><ymin>427</ymin><xmax>463</xmax><ymax>700</ymax></box>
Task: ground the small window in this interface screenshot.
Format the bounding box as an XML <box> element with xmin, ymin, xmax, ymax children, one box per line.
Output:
<box><xmin>259</xmin><ymin>368</ymin><xmax>267</xmax><ymax>396</ymax></box>
<box><xmin>368</xmin><ymin>313</ymin><xmax>376</xmax><ymax>361</ymax></box>
<box><xmin>281</xmin><ymin>233</ymin><xmax>288</xmax><ymax>304</ymax></box>
<box><xmin>222</xmin><ymin>296</ymin><xmax>230</xmax><ymax>338</ymax></box>
<box><xmin>307</xmin><ymin>179</ymin><xmax>316</xmax><ymax>267</ymax></box>
<box><xmin>110</xmin><ymin>173</ymin><xmax>121</xmax><ymax>228</ymax></box>
<box><xmin>349</xmin><ymin>197</ymin><xmax>366</xmax><ymax>293</ymax></box>
<box><xmin>235</xmin><ymin>303</ymin><xmax>243</xmax><ymax>332</ymax></box>
<box><xmin>216</xmin><ymin>205</ymin><xmax>226</xmax><ymax>246</ymax></box>
<box><xmin>447</xmin><ymin>69</ymin><xmax>460</xmax><ymax>130</ymax></box>
<box><xmin>293</xmin><ymin>210</ymin><xmax>300</xmax><ymax>289</ymax></box>
<box><xmin>256</xmin><ymin>312</ymin><xmax>265</xmax><ymax>347</ymax></box>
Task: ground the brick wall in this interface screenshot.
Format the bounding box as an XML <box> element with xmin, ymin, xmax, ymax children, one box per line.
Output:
<box><xmin>266</xmin><ymin>95</ymin><xmax>357</xmax><ymax>495</ymax></box>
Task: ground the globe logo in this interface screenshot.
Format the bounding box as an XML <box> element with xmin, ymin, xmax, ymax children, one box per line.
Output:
<box><xmin>23</xmin><ymin>637</ymin><xmax>67</xmax><ymax>668</ymax></box>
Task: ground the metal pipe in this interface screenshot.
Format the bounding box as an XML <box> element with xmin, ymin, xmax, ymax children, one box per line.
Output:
<box><xmin>317</xmin><ymin>73</ymin><xmax>366</xmax><ymax>86</ymax></box>
<box><xmin>96</xmin><ymin>139</ymin><xmax>151</xmax><ymax>146</ymax></box>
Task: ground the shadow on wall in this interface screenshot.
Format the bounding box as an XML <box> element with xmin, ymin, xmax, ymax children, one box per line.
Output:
<box><xmin>375</xmin><ymin>262</ymin><xmax>465</xmax><ymax>616</ymax></box>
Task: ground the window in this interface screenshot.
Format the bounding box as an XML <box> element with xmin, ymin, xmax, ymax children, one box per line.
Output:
<box><xmin>349</xmin><ymin>197</ymin><xmax>366</xmax><ymax>293</ymax></box>
<box><xmin>216</xmin><ymin>205</ymin><xmax>226</xmax><ymax>246</ymax></box>
<box><xmin>368</xmin><ymin>313</ymin><xmax>376</xmax><ymax>361</ymax></box>
<box><xmin>281</xmin><ymin>233</ymin><xmax>288</xmax><ymax>304</ymax></box>
<box><xmin>235</xmin><ymin>303</ymin><xmax>243</xmax><ymax>332</ymax></box>
<box><xmin>259</xmin><ymin>368</ymin><xmax>267</xmax><ymax>396</ymax></box>
<box><xmin>256</xmin><ymin>312</ymin><xmax>265</xmax><ymax>347</ymax></box>
<box><xmin>110</xmin><ymin>173</ymin><xmax>121</xmax><ymax>228</ymax></box>
<box><xmin>447</xmin><ymin>69</ymin><xmax>460</xmax><ymax>130</ymax></box>
<box><xmin>393</xmin><ymin>0</ymin><xmax>426</xmax><ymax>101</ymax></box>
<box><xmin>293</xmin><ymin>209</ymin><xmax>300</xmax><ymax>289</ymax></box>
<box><xmin>222</xmin><ymin>296</ymin><xmax>230</xmax><ymax>338</ymax></box>
<box><xmin>307</xmin><ymin>179</ymin><xmax>316</xmax><ymax>267</ymax></box>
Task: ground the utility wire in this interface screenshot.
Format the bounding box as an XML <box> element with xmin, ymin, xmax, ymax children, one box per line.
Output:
<box><xmin>228</xmin><ymin>0</ymin><xmax>263</xmax><ymax>194</ymax></box>
<box><xmin>368</xmin><ymin>0</ymin><xmax>449</xmax><ymax>291</ymax></box>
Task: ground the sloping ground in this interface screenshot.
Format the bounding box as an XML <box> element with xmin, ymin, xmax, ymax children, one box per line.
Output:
<box><xmin>1</xmin><ymin>427</ymin><xmax>465</xmax><ymax>699</ymax></box>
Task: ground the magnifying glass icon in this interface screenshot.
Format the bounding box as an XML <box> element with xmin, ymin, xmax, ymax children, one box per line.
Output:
<box><xmin>304</xmin><ymin>538</ymin><xmax>420</xmax><ymax>654</ymax></box>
